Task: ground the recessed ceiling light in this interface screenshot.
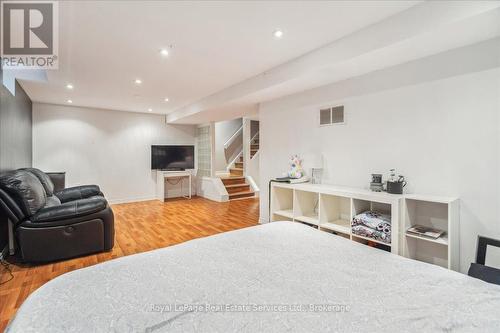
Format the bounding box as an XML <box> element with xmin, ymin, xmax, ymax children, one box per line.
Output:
<box><xmin>148</xmin><ymin>108</ymin><xmax>153</xmax><ymax>112</ymax></box>
<box><xmin>273</xmin><ymin>29</ymin><xmax>284</xmax><ymax>39</ymax></box>
<box><xmin>66</xmin><ymin>83</ymin><xmax>74</xmax><ymax>90</ymax></box>
<box><xmin>67</xmin><ymin>99</ymin><xmax>73</xmax><ymax>104</ymax></box>
<box><xmin>134</xmin><ymin>79</ymin><xmax>142</xmax><ymax>85</ymax></box>
<box><xmin>160</xmin><ymin>49</ymin><xmax>169</xmax><ymax>57</ymax></box>
<box><xmin>164</xmin><ymin>97</ymin><xmax>169</xmax><ymax>102</ymax></box>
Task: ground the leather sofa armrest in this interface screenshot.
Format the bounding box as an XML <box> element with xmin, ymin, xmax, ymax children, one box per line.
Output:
<box><xmin>55</xmin><ymin>185</ymin><xmax>103</xmax><ymax>203</ymax></box>
<box><xmin>0</xmin><ymin>188</ymin><xmax>24</xmax><ymax>224</ymax></box>
<box><xmin>32</xmin><ymin>196</ymin><xmax>107</xmax><ymax>223</ymax></box>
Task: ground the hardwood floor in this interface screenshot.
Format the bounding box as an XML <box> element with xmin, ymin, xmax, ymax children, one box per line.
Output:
<box><xmin>0</xmin><ymin>197</ymin><xmax>259</xmax><ymax>331</ymax></box>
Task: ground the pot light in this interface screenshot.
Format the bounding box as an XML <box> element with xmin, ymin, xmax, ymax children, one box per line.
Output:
<box><xmin>148</xmin><ymin>108</ymin><xmax>153</xmax><ymax>112</ymax></box>
<box><xmin>273</xmin><ymin>29</ymin><xmax>283</xmax><ymax>39</ymax></box>
<box><xmin>160</xmin><ymin>49</ymin><xmax>169</xmax><ymax>57</ymax></box>
<box><xmin>67</xmin><ymin>99</ymin><xmax>73</xmax><ymax>104</ymax></box>
<box><xmin>134</xmin><ymin>79</ymin><xmax>142</xmax><ymax>85</ymax></box>
<box><xmin>66</xmin><ymin>83</ymin><xmax>74</xmax><ymax>90</ymax></box>
<box><xmin>164</xmin><ymin>97</ymin><xmax>169</xmax><ymax>102</ymax></box>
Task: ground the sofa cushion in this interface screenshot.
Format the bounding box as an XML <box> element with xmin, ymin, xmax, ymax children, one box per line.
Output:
<box><xmin>22</xmin><ymin>168</ymin><xmax>55</xmax><ymax>196</ymax></box>
<box><xmin>0</xmin><ymin>170</ymin><xmax>47</xmax><ymax>216</ymax></box>
<box><xmin>32</xmin><ymin>196</ymin><xmax>107</xmax><ymax>223</ymax></box>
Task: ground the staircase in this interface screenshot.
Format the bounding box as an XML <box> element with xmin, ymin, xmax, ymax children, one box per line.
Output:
<box><xmin>221</xmin><ymin>126</ymin><xmax>259</xmax><ymax>201</ymax></box>
<box><xmin>229</xmin><ymin>155</ymin><xmax>244</xmax><ymax>176</ymax></box>
<box><xmin>221</xmin><ymin>163</ymin><xmax>254</xmax><ymax>200</ymax></box>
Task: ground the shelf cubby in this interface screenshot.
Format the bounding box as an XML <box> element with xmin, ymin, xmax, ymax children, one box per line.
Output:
<box><xmin>352</xmin><ymin>198</ymin><xmax>371</xmax><ymax>216</ymax></box>
<box><xmin>272</xmin><ymin>213</ymin><xmax>293</xmax><ymax>222</ymax></box>
<box><xmin>351</xmin><ymin>198</ymin><xmax>394</xmax><ymax>246</ymax></box>
<box><xmin>293</xmin><ymin>190</ymin><xmax>320</xmax><ymax>225</ymax></box>
<box><xmin>402</xmin><ymin>197</ymin><xmax>459</xmax><ymax>270</ymax></box>
<box><xmin>405</xmin><ymin>236</ymin><xmax>448</xmax><ymax>268</ymax></box>
<box><xmin>271</xmin><ymin>186</ymin><xmax>294</xmax><ymax>222</ymax></box>
<box><xmin>352</xmin><ymin>198</ymin><xmax>391</xmax><ymax>216</ymax></box>
<box><xmin>319</xmin><ymin>194</ymin><xmax>351</xmax><ymax>235</ymax></box>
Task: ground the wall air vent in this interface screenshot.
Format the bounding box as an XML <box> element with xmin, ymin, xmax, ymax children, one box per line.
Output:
<box><xmin>319</xmin><ymin>105</ymin><xmax>344</xmax><ymax>126</ymax></box>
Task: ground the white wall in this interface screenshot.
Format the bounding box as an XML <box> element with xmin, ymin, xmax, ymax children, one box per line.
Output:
<box><xmin>33</xmin><ymin>103</ymin><xmax>196</xmax><ymax>203</ymax></box>
<box><xmin>259</xmin><ymin>42</ymin><xmax>500</xmax><ymax>273</ymax></box>
<box><xmin>214</xmin><ymin>118</ymin><xmax>242</xmax><ymax>172</ymax></box>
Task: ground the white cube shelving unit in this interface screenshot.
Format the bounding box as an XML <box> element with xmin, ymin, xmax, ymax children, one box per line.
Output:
<box><xmin>270</xmin><ymin>182</ymin><xmax>400</xmax><ymax>254</ymax></box>
<box><xmin>270</xmin><ymin>182</ymin><xmax>460</xmax><ymax>270</ymax></box>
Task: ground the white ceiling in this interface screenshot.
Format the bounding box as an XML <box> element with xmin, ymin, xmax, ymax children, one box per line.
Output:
<box><xmin>18</xmin><ymin>1</ymin><xmax>419</xmax><ymax>115</ymax></box>
<box><xmin>166</xmin><ymin>1</ymin><xmax>500</xmax><ymax>124</ymax></box>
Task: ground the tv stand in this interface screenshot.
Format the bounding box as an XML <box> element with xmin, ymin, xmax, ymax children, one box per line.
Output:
<box><xmin>156</xmin><ymin>170</ymin><xmax>192</xmax><ymax>201</ymax></box>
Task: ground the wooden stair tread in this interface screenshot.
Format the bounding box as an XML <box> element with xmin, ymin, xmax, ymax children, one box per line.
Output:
<box><xmin>229</xmin><ymin>190</ymin><xmax>254</xmax><ymax>196</ymax></box>
<box><xmin>225</xmin><ymin>183</ymin><xmax>249</xmax><ymax>188</ymax></box>
<box><xmin>230</xmin><ymin>167</ymin><xmax>243</xmax><ymax>171</ymax></box>
<box><xmin>221</xmin><ymin>176</ymin><xmax>246</xmax><ymax>185</ymax></box>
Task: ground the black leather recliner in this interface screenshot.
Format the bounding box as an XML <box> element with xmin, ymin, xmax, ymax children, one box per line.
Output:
<box><xmin>0</xmin><ymin>168</ymin><xmax>114</xmax><ymax>262</ymax></box>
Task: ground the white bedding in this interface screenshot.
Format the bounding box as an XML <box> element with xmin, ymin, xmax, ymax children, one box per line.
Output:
<box><xmin>7</xmin><ymin>222</ymin><xmax>500</xmax><ymax>332</ymax></box>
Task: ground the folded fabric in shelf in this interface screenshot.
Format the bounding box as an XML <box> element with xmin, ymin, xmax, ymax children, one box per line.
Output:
<box><xmin>352</xmin><ymin>225</ymin><xmax>391</xmax><ymax>244</ymax></box>
<box><xmin>352</xmin><ymin>211</ymin><xmax>391</xmax><ymax>244</ymax></box>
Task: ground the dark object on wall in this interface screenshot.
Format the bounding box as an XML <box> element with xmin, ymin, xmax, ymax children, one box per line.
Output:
<box><xmin>468</xmin><ymin>236</ymin><xmax>500</xmax><ymax>285</ymax></box>
<box><xmin>151</xmin><ymin>145</ymin><xmax>195</xmax><ymax>170</ymax></box>
<box><xmin>0</xmin><ymin>68</ymin><xmax>33</xmax><ymax>255</ymax></box>
<box><xmin>0</xmin><ymin>168</ymin><xmax>114</xmax><ymax>263</ymax></box>
<box><xmin>319</xmin><ymin>105</ymin><xmax>344</xmax><ymax>126</ymax></box>
<box><xmin>387</xmin><ymin>180</ymin><xmax>406</xmax><ymax>194</ymax></box>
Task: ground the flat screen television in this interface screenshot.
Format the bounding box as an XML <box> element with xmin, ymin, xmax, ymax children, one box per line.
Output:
<box><xmin>151</xmin><ymin>145</ymin><xmax>195</xmax><ymax>170</ymax></box>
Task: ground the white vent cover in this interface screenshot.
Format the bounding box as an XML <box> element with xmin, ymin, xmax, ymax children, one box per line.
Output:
<box><xmin>319</xmin><ymin>105</ymin><xmax>344</xmax><ymax>126</ymax></box>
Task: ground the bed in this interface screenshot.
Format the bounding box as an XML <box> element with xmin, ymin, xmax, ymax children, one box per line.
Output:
<box><xmin>7</xmin><ymin>222</ymin><xmax>500</xmax><ymax>332</ymax></box>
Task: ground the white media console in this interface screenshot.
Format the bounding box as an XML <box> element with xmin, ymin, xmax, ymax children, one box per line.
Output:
<box><xmin>270</xmin><ymin>182</ymin><xmax>460</xmax><ymax>271</ymax></box>
<box><xmin>156</xmin><ymin>170</ymin><xmax>193</xmax><ymax>201</ymax></box>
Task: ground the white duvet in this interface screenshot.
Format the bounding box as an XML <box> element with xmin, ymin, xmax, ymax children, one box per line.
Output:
<box><xmin>7</xmin><ymin>222</ymin><xmax>500</xmax><ymax>332</ymax></box>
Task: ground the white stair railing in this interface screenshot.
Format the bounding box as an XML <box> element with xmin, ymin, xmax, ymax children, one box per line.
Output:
<box><xmin>250</xmin><ymin>131</ymin><xmax>259</xmax><ymax>144</ymax></box>
<box><xmin>224</xmin><ymin>125</ymin><xmax>243</xmax><ymax>149</ymax></box>
<box><xmin>250</xmin><ymin>131</ymin><xmax>259</xmax><ymax>160</ymax></box>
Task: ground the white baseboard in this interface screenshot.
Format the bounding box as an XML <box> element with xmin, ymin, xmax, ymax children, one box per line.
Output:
<box><xmin>109</xmin><ymin>186</ymin><xmax>197</xmax><ymax>205</ymax></box>
<box><xmin>108</xmin><ymin>196</ymin><xmax>158</xmax><ymax>205</ymax></box>
<box><xmin>245</xmin><ymin>175</ymin><xmax>260</xmax><ymax>197</ymax></box>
